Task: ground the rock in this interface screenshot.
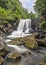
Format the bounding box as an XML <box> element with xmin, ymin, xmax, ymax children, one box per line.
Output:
<box><xmin>9</xmin><ymin>37</ymin><xmax>24</xmax><ymax>45</ymax></box>
<box><xmin>0</xmin><ymin>37</ymin><xmax>9</xmax><ymax>57</ymax></box>
<box><xmin>23</xmin><ymin>36</ymin><xmax>38</xmax><ymax>49</ymax></box>
<box><xmin>0</xmin><ymin>37</ymin><xmax>9</xmax><ymax>51</ymax></box>
<box><xmin>21</xmin><ymin>51</ymin><xmax>31</xmax><ymax>57</ymax></box>
<box><xmin>16</xmin><ymin>41</ymin><xmax>24</xmax><ymax>46</ymax></box>
<box><xmin>36</xmin><ymin>38</ymin><xmax>46</xmax><ymax>46</ymax></box>
<box><xmin>32</xmin><ymin>32</ymin><xmax>46</xmax><ymax>46</ymax></box>
<box><xmin>39</xmin><ymin>62</ymin><xmax>45</xmax><ymax>65</ymax></box>
<box><xmin>0</xmin><ymin>56</ymin><xmax>4</xmax><ymax>65</ymax></box>
<box><xmin>9</xmin><ymin>35</ymin><xmax>38</xmax><ymax>49</ymax></box>
<box><xmin>0</xmin><ymin>51</ymin><xmax>6</xmax><ymax>57</ymax></box>
<box><xmin>6</xmin><ymin>52</ymin><xmax>21</xmax><ymax>61</ymax></box>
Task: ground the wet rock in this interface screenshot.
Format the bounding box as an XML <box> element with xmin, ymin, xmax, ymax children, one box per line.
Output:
<box><xmin>0</xmin><ymin>56</ymin><xmax>4</xmax><ymax>65</ymax></box>
<box><xmin>6</xmin><ymin>52</ymin><xmax>21</xmax><ymax>61</ymax></box>
<box><xmin>16</xmin><ymin>41</ymin><xmax>24</xmax><ymax>46</ymax></box>
<box><xmin>9</xmin><ymin>36</ymin><xmax>38</xmax><ymax>49</ymax></box>
<box><xmin>33</xmin><ymin>32</ymin><xmax>46</xmax><ymax>46</ymax></box>
<box><xmin>36</xmin><ymin>38</ymin><xmax>46</xmax><ymax>46</ymax></box>
<box><xmin>0</xmin><ymin>37</ymin><xmax>9</xmax><ymax>51</ymax></box>
<box><xmin>0</xmin><ymin>37</ymin><xmax>9</xmax><ymax>57</ymax></box>
<box><xmin>9</xmin><ymin>38</ymin><xmax>24</xmax><ymax>45</ymax></box>
<box><xmin>23</xmin><ymin>36</ymin><xmax>38</xmax><ymax>49</ymax></box>
<box><xmin>39</xmin><ymin>62</ymin><xmax>45</xmax><ymax>65</ymax></box>
<box><xmin>21</xmin><ymin>51</ymin><xmax>31</xmax><ymax>57</ymax></box>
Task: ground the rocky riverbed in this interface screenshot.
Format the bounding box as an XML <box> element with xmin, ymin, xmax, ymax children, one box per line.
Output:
<box><xmin>0</xmin><ymin>32</ymin><xmax>46</xmax><ymax>65</ymax></box>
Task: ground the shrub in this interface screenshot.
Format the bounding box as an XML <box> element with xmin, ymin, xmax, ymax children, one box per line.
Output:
<box><xmin>40</xmin><ymin>22</ymin><xmax>46</xmax><ymax>30</ymax></box>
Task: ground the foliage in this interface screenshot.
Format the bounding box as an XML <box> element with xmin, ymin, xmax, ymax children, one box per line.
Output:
<box><xmin>0</xmin><ymin>0</ymin><xmax>36</xmax><ymax>25</ymax></box>
<box><xmin>34</xmin><ymin>0</ymin><xmax>46</xmax><ymax>15</ymax></box>
<box><xmin>29</xmin><ymin>12</ymin><xmax>36</xmax><ymax>19</ymax></box>
<box><xmin>40</xmin><ymin>22</ymin><xmax>46</xmax><ymax>30</ymax></box>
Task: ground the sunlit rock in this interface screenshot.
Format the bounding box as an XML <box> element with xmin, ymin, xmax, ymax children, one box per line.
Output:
<box><xmin>6</xmin><ymin>52</ymin><xmax>21</xmax><ymax>61</ymax></box>
<box><xmin>23</xmin><ymin>36</ymin><xmax>38</xmax><ymax>49</ymax></box>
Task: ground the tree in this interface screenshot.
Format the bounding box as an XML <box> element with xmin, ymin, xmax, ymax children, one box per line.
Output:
<box><xmin>0</xmin><ymin>0</ymin><xmax>30</xmax><ymax>25</ymax></box>
<box><xmin>29</xmin><ymin>12</ymin><xmax>36</xmax><ymax>19</ymax></box>
<box><xmin>34</xmin><ymin>0</ymin><xmax>46</xmax><ymax>15</ymax></box>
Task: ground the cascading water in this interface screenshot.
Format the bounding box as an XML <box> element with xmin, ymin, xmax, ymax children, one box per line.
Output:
<box><xmin>5</xmin><ymin>19</ymin><xmax>45</xmax><ymax>65</ymax></box>
<box><xmin>7</xmin><ymin>19</ymin><xmax>32</xmax><ymax>39</ymax></box>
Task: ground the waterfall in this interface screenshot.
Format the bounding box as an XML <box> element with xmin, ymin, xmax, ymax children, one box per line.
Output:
<box><xmin>7</xmin><ymin>19</ymin><xmax>32</xmax><ymax>39</ymax></box>
<box><xmin>17</xmin><ymin>19</ymin><xmax>26</xmax><ymax>31</ymax></box>
<box><xmin>17</xmin><ymin>19</ymin><xmax>31</xmax><ymax>32</ymax></box>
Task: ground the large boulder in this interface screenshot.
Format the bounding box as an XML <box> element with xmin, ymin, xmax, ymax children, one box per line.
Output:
<box><xmin>6</xmin><ymin>52</ymin><xmax>21</xmax><ymax>62</ymax></box>
<box><xmin>23</xmin><ymin>36</ymin><xmax>38</xmax><ymax>49</ymax></box>
<box><xmin>8</xmin><ymin>35</ymin><xmax>38</xmax><ymax>49</ymax></box>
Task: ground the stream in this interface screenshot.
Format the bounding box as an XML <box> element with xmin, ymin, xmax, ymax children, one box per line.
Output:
<box><xmin>4</xmin><ymin>44</ymin><xmax>46</xmax><ymax>65</ymax></box>
<box><xmin>4</xmin><ymin>19</ymin><xmax>46</xmax><ymax>65</ymax></box>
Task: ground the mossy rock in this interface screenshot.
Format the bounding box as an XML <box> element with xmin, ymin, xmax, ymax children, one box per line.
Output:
<box><xmin>0</xmin><ymin>56</ymin><xmax>4</xmax><ymax>65</ymax></box>
<box><xmin>8</xmin><ymin>35</ymin><xmax>38</xmax><ymax>49</ymax></box>
<box><xmin>8</xmin><ymin>37</ymin><xmax>24</xmax><ymax>45</ymax></box>
<box><xmin>23</xmin><ymin>36</ymin><xmax>38</xmax><ymax>49</ymax></box>
<box><xmin>6</xmin><ymin>52</ymin><xmax>21</xmax><ymax>61</ymax></box>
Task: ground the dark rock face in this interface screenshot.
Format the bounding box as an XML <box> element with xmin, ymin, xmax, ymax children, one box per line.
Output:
<box><xmin>31</xmin><ymin>18</ymin><xmax>39</xmax><ymax>31</ymax></box>
<box><xmin>35</xmin><ymin>32</ymin><xmax>46</xmax><ymax>46</ymax></box>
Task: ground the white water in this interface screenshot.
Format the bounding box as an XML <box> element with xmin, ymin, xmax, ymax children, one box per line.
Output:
<box><xmin>7</xmin><ymin>19</ymin><xmax>32</xmax><ymax>39</ymax></box>
<box><xmin>7</xmin><ymin>44</ymin><xmax>28</xmax><ymax>53</ymax></box>
<box><xmin>7</xmin><ymin>44</ymin><xmax>39</xmax><ymax>57</ymax></box>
